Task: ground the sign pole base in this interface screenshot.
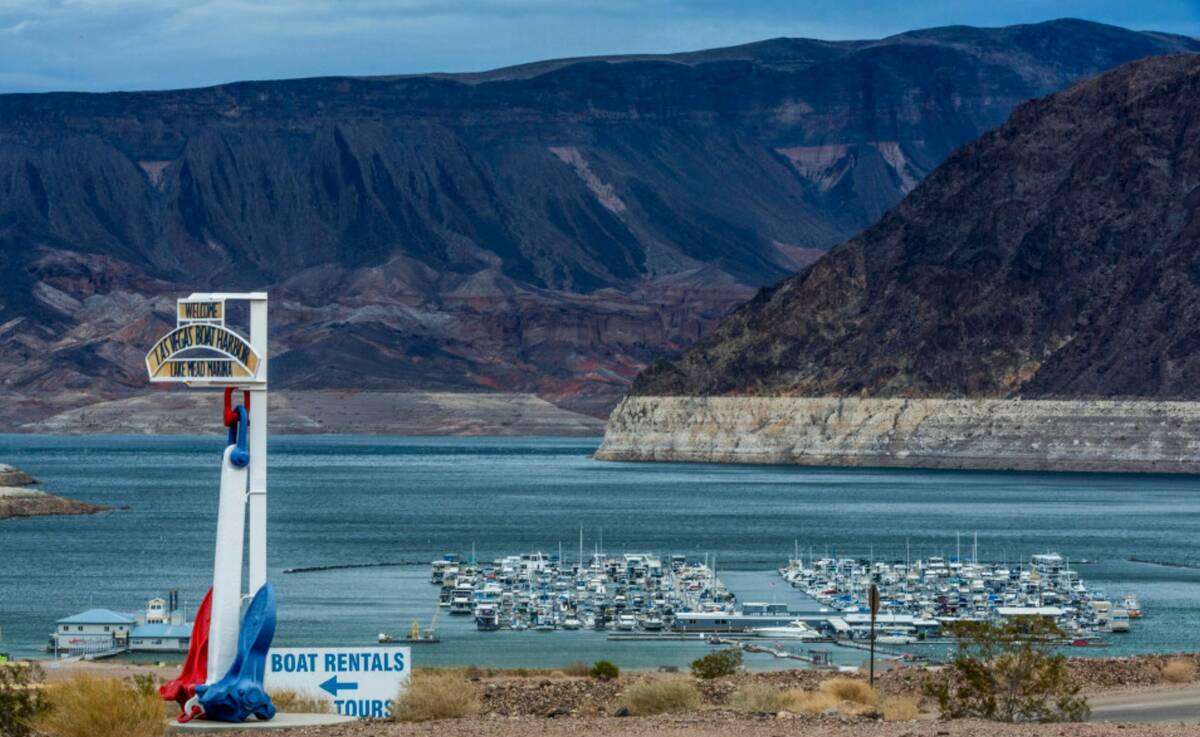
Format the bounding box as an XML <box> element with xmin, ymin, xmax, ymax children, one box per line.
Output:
<box><xmin>167</xmin><ymin>713</ymin><xmax>355</xmax><ymax>733</ymax></box>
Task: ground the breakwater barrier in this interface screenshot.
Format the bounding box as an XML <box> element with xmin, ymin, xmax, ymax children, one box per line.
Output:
<box><xmin>282</xmin><ymin>561</ymin><xmax>425</xmax><ymax>574</ymax></box>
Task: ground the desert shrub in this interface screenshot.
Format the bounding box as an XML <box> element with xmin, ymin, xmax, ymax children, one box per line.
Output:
<box><xmin>462</xmin><ymin>664</ymin><xmax>486</xmax><ymax>680</ymax></box>
<box><xmin>590</xmin><ymin>660</ymin><xmax>620</xmax><ymax>680</ymax></box>
<box><xmin>880</xmin><ymin>695</ymin><xmax>922</xmax><ymax>721</ymax></box>
<box><xmin>392</xmin><ymin>671</ymin><xmax>481</xmax><ymax>722</ymax></box>
<box><xmin>0</xmin><ymin>662</ymin><xmax>47</xmax><ymax>737</ymax></box>
<box><xmin>1162</xmin><ymin>658</ymin><xmax>1196</xmax><ymax>684</ymax></box>
<box><xmin>781</xmin><ymin>689</ymin><xmax>840</xmax><ymax>714</ymax></box>
<box><xmin>925</xmin><ymin>618</ymin><xmax>1088</xmax><ymax>723</ymax></box>
<box><xmin>729</xmin><ymin>683</ymin><xmax>787</xmax><ymax>713</ymax></box>
<box><xmin>819</xmin><ymin>677</ymin><xmax>877</xmax><ymax>705</ymax></box>
<box><xmin>563</xmin><ymin>661</ymin><xmax>590</xmax><ymax>677</ymax></box>
<box><xmin>38</xmin><ymin>673</ymin><xmax>166</xmax><ymax>737</ymax></box>
<box><xmin>270</xmin><ymin>689</ymin><xmax>332</xmax><ymax>714</ymax></box>
<box><xmin>124</xmin><ymin>673</ymin><xmax>160</xmax><ymax>698</ymax></box>
<box><xmin>690</xmin><ymin>648</ymin><xmax>742</xmax><ymax>679</ymax></box>
<box><xmin>617</xmin><ymin>676</ymin><xmax>700</xmax><ymax>716</ymax></box>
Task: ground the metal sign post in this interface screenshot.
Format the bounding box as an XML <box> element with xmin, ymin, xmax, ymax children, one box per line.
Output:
<box><xmin>147</xmin><ymin>292</ymin><xmax>273</xmax><ymax>724</ymax></box>
<box><xmin>868</xmin><ymin>583</ymin><xmax>879</xmax><ymax>687</ymax></box>
<box><xmin>145</xmin><ymin>292</ymin><xmax>268</xmax><ymax>593</ymax></box>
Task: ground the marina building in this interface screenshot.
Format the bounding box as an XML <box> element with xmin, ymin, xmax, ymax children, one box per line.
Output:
<box><xmin>50</xmin><ymin>590</ymin><xmax>192</xmax><ymax>655</ymax></box>
<box><xmin>52</xmin><ymin>609</ymin><xmax>135</xmax><ymax>653</ymax></box>
<box><xmin>128</xmin><ymin>622</ymin><xmax>193</xmax><ymax>652</ymax></box>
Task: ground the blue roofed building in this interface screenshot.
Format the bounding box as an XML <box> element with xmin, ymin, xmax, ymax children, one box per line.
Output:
<box><xmin>52</xmin><ymin>609</ymin><xmax>135</xmax><ymax>653</ymax></box>
<box><xmin>51</xmin><ymin>590</ymin><xmax>193</xmax><ymax>654</ymax></box>
<box><xmin>129</xmin><ymin>621</ymin><xmax>192</xmax><ymax>652</ymax></box>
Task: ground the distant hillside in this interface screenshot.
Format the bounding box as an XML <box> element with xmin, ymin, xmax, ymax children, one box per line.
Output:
<box><xmin>1</xmin><ymin>19</ymin><xmax>1196</xmax><ymax>426</ymax></box>
<box><xmin>633</xmin><ymin>53</ymin><xmax>1200</xmax><ymax>400</ymax></box>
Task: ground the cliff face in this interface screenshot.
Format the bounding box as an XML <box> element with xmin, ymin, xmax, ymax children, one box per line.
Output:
<box><xmin>632</xmin><ymin>54</ymin><xmax>1200</xmax><ymax>401</ymax></box>
<box><xmin>596</xmin><ymin>397</ymin><xmax>1200</xmax><ymax>473</ymax></box>
<box><xmin>1</xmin><ymin>20</ymin><xmax>1196</xmax><ymax>425</ymax></box>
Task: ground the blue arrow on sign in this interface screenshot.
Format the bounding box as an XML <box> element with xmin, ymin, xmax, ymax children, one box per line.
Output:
<box><xmin>319</xmin><ymin>675</ymin><xmax>359</xmax><ymax>696</ymax></box>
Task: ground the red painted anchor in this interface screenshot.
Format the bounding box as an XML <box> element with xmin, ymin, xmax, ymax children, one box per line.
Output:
<box><xmin>159</xmin><ymin>588</ymin><xmax>212</xmax><ymax>719</ymax></box>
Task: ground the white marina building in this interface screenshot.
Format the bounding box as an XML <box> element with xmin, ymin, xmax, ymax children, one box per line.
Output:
<box><xmin>50</xmin><ymin>591</ymin><xmax>193</xmax><ymax>655</ymax></box>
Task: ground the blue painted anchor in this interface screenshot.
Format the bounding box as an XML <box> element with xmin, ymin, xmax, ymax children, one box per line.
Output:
<box><xmin>193</xmin><ymin>583</ymin><xmax>278</xmax><ymax>722</ymax></box>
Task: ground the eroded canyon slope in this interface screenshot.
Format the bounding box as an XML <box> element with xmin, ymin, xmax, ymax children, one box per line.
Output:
<box><xmin>2</xmin><ymin>20</ymin><xmax>1196</xmax><ymax>428</ymax></box>
<box><xmin>602</xmin><ymin>54</ymin><xmax>1200</xmax><ymax>471</ymax></box>
<box><xmin>632</xmin><ymin>53</ymin><xmax>1200</xmax><ymax>401</ymax></box>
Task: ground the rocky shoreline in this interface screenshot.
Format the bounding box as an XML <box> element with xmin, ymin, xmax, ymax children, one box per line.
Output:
<box><xmin>0</xmin><ymin>464</ymin><xmax>109</xmax><ymax>520</ymax></box>
<box><xmin>17</xmin><ymin>391</ymin><xmax>605</xmax><ymax>437</ymax></box>
<box><xmin>160</xmin><ymin>654</ymin><xmax>1200</xmax><ymax>736</ymax></box>
<box><xmin>596</xmin><ymin>397</ymin><xmax>1200</xmax><ymax>473</ymax></box>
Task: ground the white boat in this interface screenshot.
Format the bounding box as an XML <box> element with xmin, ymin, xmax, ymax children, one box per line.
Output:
<box><xmin>449</xmin><ymin>588</ymin><xmax>474</xmax><ymax>615</ymax></box>
<box><xmin>752</xmin><ymin>620</ymin><xmax>821</xmax><ymax>640</ymax></box>
<box><xmin>561</xmin><ymin>617</ymin><xmax>582</xmax><ymax>630</ymax></box>
<box><xmin>641</xmin><ymin>615</ymin><xmax>665</xmax><ymax>631</ymax></box>
<box><xmin>1123</xmin><ymin>595</ymin><xmax>1142</xmax><ymax>618</ymax></box>
<box><xmin>475</xmin><ymin>603</ymin><xmax>500</xmax><ymax>631</ymax></box>
<box><xmin>615</xmin><ymin>614</ymin><xmax>638</xmax><ymax>631</ymax></box>
<box><xmin>875</xmin><ymin>630</ymin><xmax>916</xmax><ymax>645</ymax></box>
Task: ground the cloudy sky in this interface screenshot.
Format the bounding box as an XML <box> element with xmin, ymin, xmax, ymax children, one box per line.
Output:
<box><xmin>1</xmin><ymin>0</ymin><xmax>1197</xmax><ymax>93</ymax></box>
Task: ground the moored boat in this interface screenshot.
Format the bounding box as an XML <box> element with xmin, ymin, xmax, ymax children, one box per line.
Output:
<box><xmin>475</xmin><ymin>603</ymin><xmax>500</xmax><ymax>631</ymax></box>
<box><xmin>752</xmin><ymin>620</ymin><xmax>821</xmax><ymax>640</ymax></box>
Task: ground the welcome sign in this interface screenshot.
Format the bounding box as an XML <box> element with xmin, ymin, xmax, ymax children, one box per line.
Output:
<box><xmin>145</xmin><ymin>297</ymin><xmax>264</xmax><ymax>384</ymax></box>
<box><xmin>177</xmin><ymin>299</ymin><xmax>225</xmax><ymax>324</ymax></box>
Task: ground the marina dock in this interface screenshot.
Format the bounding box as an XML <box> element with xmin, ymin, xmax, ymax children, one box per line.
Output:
<box><xmin>404</xmin><ymin>547</ymin><xmax>1138</xmax><ymax>657</ymax></box>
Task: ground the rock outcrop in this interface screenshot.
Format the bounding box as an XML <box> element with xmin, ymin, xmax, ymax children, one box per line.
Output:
<box><xmin>0</xmin><ymin>463</ymin><xmax>36</xmax><ymax>486</ymax></box>
<box><xmin>0</xmin><ymin>463</ymin><xmax>109</xmax><ymax>520</ymax></box>
<box><xmin>605</xmin><ymin>55</ymin><xmax>1200</xmax><ymax>472</ymax></box>
<box><xmin>596</xmin><ymin>397</ymin><xmax>1200</xmax><ymax>473</ymax></box>
<box><xmin>632</xmin><ymin>54</ymin><xmax>1200</xmax><ymax>401</ymax></box>
<box><xmin>1</xmin><ymin>20</ymin><xmax>1196</xmax><ymax>428</ymax></box>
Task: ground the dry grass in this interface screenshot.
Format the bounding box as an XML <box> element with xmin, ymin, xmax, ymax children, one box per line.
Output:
<box><xmin>462</xmin><ymin>665</ymin><xmax>487</xmax><ymax>680</ymax></box>
<box><xmin>392</xmin><ymin>671</ymin><xmax>481</xmax><ymax>722</ymax></box>
<box><xmin>729</xmin><ymin>683</ymin><xmax>788</xmax><ymax>713</ymax></box>
<box><xmin>269</xmin><ymin>689</ymin><xmax>332</xmax><ymax>714</ymax></box>
<box><xmin>880</xmin><ymin>695</ymin><xmax>922</xmax><ymax>721</ymax></box>
<box><xmin>819</xmin><ymin>677</ymin><xmax>878</xmax><ymax>706</ymax></box>
<box><xmin>563</xmin><ymin>662</ymin><xmax>591</xmax><ymax>678</ymax></box>
<box><xmin>776</xmin><ymin>678</ymin><xmax>883</xmax><ymax>717</ymax></box>
<box><xmin>781</xmin><ymin>689</ymin><xmax>841</xmax><ymax>713</ymax></box>
<box><xmin>38</xmin><ymin>673</ymin><xmax>166</xmax><ymax>737</ymax></box>
<box><xmin>617</xmin><ymin>676</ymin><xmax>701</xmax><ymax>716</ymax></box>
<box><xmin>1162</xmin><ymin>658</ymin><xmax>1197</xmax><ymax>684</ymax></box>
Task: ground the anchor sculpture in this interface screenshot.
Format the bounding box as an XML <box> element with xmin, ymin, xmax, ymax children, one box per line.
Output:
<box><xmin>158</xmin><ymin>588</ymin><xmax>211</xmax><ymax>712</ymax></box>
<box><xmin>192</xmin><ymin>584</ymin><xmax>278</xmax><ymax>722</ymax></box>
<box><xmin>147</xmin><ymin>294</ymin><xmax>276</xmax><ymax>724</ymax></box>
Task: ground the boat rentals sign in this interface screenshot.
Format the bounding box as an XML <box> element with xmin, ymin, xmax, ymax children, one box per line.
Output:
<box><xmin>264</xmin><ymin>646</ymin><xmax>411</xmax><ymax>719</ymax></box>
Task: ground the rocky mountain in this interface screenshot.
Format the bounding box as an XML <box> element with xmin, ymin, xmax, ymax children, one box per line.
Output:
<box><xmin>631</xmin><ymin>53</ymin><xmax>1200</xmax><ymax>401</ymax></box>
<box><xmin>2</xmin><ymin>20</ymin><xmax>1197</xmax><ymax>428</ymax></box>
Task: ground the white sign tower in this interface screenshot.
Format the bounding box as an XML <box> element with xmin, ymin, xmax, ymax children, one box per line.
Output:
<box><xmin>145</xmin><ymin>292</ymin><xmax>268</xmax><ymax>681</ymax></box>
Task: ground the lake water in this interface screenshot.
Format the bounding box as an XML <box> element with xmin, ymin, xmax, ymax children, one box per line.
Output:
<box><xmin>2</xmin><ymin>434</ymin><xmax>1199</xmax><ymax>670</ymax></box>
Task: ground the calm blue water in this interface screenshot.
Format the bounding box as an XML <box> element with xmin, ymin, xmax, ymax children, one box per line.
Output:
<box><xmin>2</xmin><ymin>434</ymin><xmax>1199</xmax><ymax>670</ymax></box>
